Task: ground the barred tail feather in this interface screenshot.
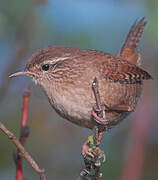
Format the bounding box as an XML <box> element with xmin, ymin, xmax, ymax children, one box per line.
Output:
<box><xmin>118</xmin><ymin>18</ymin><xmax>147</xmax><ymax>65</ymax></box>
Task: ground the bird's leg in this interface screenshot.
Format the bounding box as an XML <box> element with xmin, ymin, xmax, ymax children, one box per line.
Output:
<box><xmin>91</xmin><ymin>77</ymin><xmax>110</xmax><ymax>126</ymax></box>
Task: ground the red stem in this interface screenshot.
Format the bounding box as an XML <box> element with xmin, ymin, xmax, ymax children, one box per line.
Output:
<box><xmin>21</xmin><ymin>89</ymin><xmax>30</xmax><ymax>128</ymax></box>
<box><xmin>15</xmin><ymin>88</ymin><xmax>30</xmax><ymax>180</ymax></box>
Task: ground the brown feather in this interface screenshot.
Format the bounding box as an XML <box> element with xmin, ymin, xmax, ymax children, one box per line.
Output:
<box><xmin>117</xmin><ymin>17</ymin><xmax>147</xmax><ymax>65</ymax></box>
<box><xmin>101</xmin><ymin>56</ymin><xmax>152</xmax><ymax>84</ymax></box>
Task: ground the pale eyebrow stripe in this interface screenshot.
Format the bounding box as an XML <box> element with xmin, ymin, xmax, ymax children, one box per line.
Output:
<box><xmin>53</xmin><ymin>56</ymin><xmax>70</xmax><ymax>63</ymax></box>
<box><xmin>42</xmin><ymin>56</ymin><xmax>70</xmax><ymax>65</ymax></box>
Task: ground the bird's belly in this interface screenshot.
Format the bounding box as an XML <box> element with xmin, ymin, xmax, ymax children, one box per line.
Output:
<box><xmin>49</xmin><ymin>94</ymin><xmax>95</xmax><ymax>129</ymax></box>
<box><xmin>48</xmin><ymin>81</ymin><xmax>142</xmax><ymax>130</ymax></box>
<box><xmin>51</xmin><ymin>99</ymin><xmax>131</xmax><ymax>130</ymax></box>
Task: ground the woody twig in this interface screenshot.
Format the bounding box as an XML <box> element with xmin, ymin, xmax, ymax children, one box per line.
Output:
<box><xmin>0</xmin><ymin>89</ymin><xmax>46</xmax><ymax>180</ymax></box>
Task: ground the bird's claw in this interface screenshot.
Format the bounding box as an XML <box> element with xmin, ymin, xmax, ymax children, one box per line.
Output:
<box><xmin>92</xmin><ymin>110</ymin><xmax>110</xmax><ymax>126</ymax></box>
<box><xmin>91</xmin><ymin>104</ymin><xmax>110</xmax><ymax>126</ymax></box>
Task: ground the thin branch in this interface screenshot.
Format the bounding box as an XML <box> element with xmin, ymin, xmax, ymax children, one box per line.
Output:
<box><xmin>0</xmin><ymin>91</ymin><xmax>46</xmax><ymax>180</ymax></box>
<box><xmin>0</xmin><ymin>122</ymin><xmax>46</xmax><ymax>180</ymax></box>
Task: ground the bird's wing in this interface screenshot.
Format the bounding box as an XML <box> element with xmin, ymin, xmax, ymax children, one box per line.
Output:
<box><xmin>102</xmin><ymin>58</ymin><xmax>152</xmax><ymax>84</ymax></box>
<box><xmin>117</xmin><ymin>18</ymin><xmax>147</xmax><ymax>66</ymax></box>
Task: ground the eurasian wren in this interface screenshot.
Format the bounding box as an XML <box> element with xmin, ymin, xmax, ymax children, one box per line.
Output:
<box><xmin>10</xmin><ymin>18</ymin><xmax>152</xmax><ymax>132</ymax></box>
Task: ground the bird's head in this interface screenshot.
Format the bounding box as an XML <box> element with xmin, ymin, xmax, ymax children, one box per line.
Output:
<box><xmin>9</xmin><ymin>46</ymin><xmax>74</xmax><ymax>87</ymax></box>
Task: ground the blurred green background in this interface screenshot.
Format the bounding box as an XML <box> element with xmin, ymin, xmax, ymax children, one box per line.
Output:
<box><xmin>0</xmin><ymin>0</ymin><xmax>157</xmax><ymax>179</ymax></box>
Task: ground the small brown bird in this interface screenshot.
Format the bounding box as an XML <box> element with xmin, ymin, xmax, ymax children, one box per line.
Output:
<box><xmin>10</xmin><ymin>18</ymin><xmax>152</xmax><ymax>159</ymax></box>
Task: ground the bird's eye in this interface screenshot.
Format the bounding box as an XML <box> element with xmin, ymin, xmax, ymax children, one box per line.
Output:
<box><xmin>42</xmin><ymin>64</ymin><xmax>50</xmax><ymax>71</ymax></box>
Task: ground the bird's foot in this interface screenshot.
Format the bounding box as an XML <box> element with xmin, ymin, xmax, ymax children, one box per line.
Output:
<box><xmin>92</xmin><ymin>104</ymin><xmax>110</xmax><ymax>126</ymax></box>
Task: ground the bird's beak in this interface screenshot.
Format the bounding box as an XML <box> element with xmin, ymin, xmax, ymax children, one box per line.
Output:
<box><xmin>9</xmin><ymin>71</ymin><xmax>36</xmax><ymax>78</ymax></box>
